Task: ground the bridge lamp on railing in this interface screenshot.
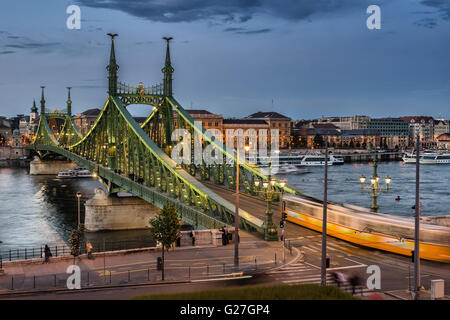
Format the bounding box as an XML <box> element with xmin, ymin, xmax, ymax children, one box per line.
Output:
<box><xmin>359</xmin><ymin>172</ymin><xmax>393</xmax><ymax>212</ymax></box>
<box><xmin>76</xmin><ymin>192</ymin><xmax>82</xmax><ymax>228</ymax></box>
<box><xmin>253</xmin><ymin>178</ymin><xmax>281</xmax><ymax>242</ymax></box>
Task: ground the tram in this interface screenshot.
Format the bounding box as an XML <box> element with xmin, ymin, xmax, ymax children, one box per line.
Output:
<box><xmin>283</xmin><ymin>195</ymin><xmax>450</xmax><ymax>263</ymax></box>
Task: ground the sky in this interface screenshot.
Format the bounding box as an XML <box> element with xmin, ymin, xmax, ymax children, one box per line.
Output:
<box><xmin>0</xmin><ymin>0</ymin><xmax>449</xmax><ymax>120</ymax></box>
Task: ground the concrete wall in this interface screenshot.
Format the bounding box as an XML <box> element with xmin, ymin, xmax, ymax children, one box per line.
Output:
<box><xmin>84</xmin><ymin>188</ymin><xmax>160</xmax><ymax>231</ymax></box>
<box><xmin>0</xmin><ymin>146</ymin><xmax>30</xmax><ymax>160</ymax></box>
<box><xmin>178</xmin><ymin>229</ymin><xmax>228</xmax><ymax>247</ymax></box>
<box><xmin>422</xmin><ymin>216</ymin><xmax>450</xmax><ymax>227</ymax></box>
<box><xmin>29</xmin><ymin>156</ymin><xmax>77</xmax><ymax>175</ymax></box>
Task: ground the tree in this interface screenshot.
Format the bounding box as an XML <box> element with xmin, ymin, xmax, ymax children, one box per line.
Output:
<box><xmin>313</xmin><ymin>134</ymin><xmax>324</xmax><ymax>148</ymax></box>
<box><xmin>149</xmin><ymin>204</ymin><xmax>182</xmax><ymax>280</ymax></box>
<box><xmin>349</xmin><ymin>140</ymin><xmax>354</xmax><ymax>148</ymax></box>
<box><xmin>69</xmin><ymin>224</ymin><xmax>85</xmax><ymax>263</ymax></box>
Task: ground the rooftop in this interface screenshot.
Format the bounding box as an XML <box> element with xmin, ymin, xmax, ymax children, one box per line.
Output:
<box><xmin>223</xmin><ymin>119</ymin><xmax>268</xmax><ymax>125</ymax></box>
<box><xmin>78</xmin><ymin>108</ymin><xmax>102</xmax><ymax>117</ymax></box>
<box><xmin>247</xmin><ymin>111</ymin><xmax>290</xmax><ymax>120</ymax></box>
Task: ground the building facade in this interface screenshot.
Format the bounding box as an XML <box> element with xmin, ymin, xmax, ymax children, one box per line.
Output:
<box><xmin>367</xmin><ymin>118</ymin><xmax>410</xmax><ymax>149</ymax></box>
<box><xmin>316</xmin><ymin>115</ymin><xmax>370</xmax><ymax>131</ymax></box>
<box><xmin>436</xmin><ymin>133</ymin><xmax>450</xmax><ymax>149</ymax></box>
<box><xmin>400</xmin><ymin>116</ymin><xmax>435</xmax><ymax>146</ymax></box>
<box><xmin>73</xmin><ymin>108</ymin><xmax>102</xmax><ymax>135</ymax></box>
<box><xmin>246</xmin><ymin>111</ymin><xmax>292</xmax><ymax>148</ymax></box>
<box><xmin>434</xmin><ymin>119</ymin><xmax>450</xmax><ymax>140</ymax></box>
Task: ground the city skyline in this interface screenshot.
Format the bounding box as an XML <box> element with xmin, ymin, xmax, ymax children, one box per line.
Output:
<box><xmin>0</xmin><ymin>0</ymin><xmax>449</xmax><ymax>119</ymax></box>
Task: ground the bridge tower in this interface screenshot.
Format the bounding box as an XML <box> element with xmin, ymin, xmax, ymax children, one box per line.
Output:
<box><xmin>40</xmin><ymin>86</ymin><xmax>46</xmax><ymax>115</ymax></box>
<box><xmin>107</xmin><ymin>33</ymin><xmax>119</xmax><ymax>96</ymax></box>
<box><xmin>162</xmin><ymin>37</ymin><xmax>174</xmax><ymax>97</ymax></box>
<box><xmin>66</xmin><ymin>87</ymin><xmax>72</xmax><ymax>116</ymax></box>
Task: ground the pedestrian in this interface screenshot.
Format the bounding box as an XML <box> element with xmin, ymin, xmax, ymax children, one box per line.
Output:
<box><xmin>190</xmin><ymin>230</ymin><xmax>196</xmax><ymax>246</ymax></box>
<box><xmin>349</xmin><ymin>273</ymin><xmax>361</xmax><ymax>295</ymax></box>
<box><xmin>43</xmin><ymin>245</ymin><xmax>52</xmax><ymax>264</ymax></box>
<box><xmin>331</xmin><ymin>271</ymin><xmax>343</xmax><ymax>288</ymax></box>
<box><xmin>86</xmin><ymin>241</ymin><xmax>94</xmax><ymax>260</ymax></box>
<box><xmin>219</xmin><ymin>226</ymin><xmax>225</xmax><ymax>245</ymax></box>
<box><xmin>224</xmin><ymin>227</ymin><xmax>229</xmax><ymax>245</ymax></box>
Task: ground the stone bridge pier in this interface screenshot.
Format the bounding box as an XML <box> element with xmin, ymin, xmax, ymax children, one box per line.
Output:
<box><xmin>84</xmin><ymin>188</ymin><xmax>159</xmax><ymax>231</ymax></box>
<box><xmin>29</xmin><ymin>156</ymin><xmax>77</xmax><ymax>175</ymax></box>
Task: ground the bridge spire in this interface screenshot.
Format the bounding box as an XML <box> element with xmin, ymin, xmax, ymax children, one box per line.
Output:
<box><xmin>66</xmin><ymin>87</ymin><xmax>72</xmax><ymax>115</ymax></box>
<box><xmin>162</xmin><ymin>37</ymin><xmax>174</xmax><ymax>97</ymax></box>
<box><xmin>106</xmin><ymin>33</ymin><xmax>119</xmax><ymax>96</ymax></box>
<box><xmin>40</xmin><ymin>86</ymin><xmax>46</xmax><ymax>115</ymax></box>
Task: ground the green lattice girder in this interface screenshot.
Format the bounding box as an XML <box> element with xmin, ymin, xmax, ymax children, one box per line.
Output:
<box><xmin>166</xmin><ymin>97</ymin><xmax>298</xmax><ymax>195</ymax></box>
<box><xmin>137</xmin><ymin>95</ymin><xmax>298</xmax><ymax>197</ymax></box>
<box><xmin>57</xmin><ymin>116</ymin><xmax>83</xmax><ymax>146</ymax></box>
<box><xmin>31</xmin><ymin>144</ymin><xmax>226</xmax><ymax>230</ymax></box>
<box><xmin>32</xmin><ymin>96</ymin><xmax>264</xmax><ymax>232</ymax></box>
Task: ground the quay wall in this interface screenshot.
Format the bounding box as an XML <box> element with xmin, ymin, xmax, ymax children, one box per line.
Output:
<box><xmin>84</xmin><ymin>188</ymin><xmax>160</xmax><ymax>231</ymax></box>
<box><xmin>29</xmin><ymin>157</ymin><xmax>77</xmax><ymax>175</ymax></box>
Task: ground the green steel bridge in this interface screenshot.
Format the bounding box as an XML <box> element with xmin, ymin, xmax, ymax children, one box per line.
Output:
<box><xmin>29</xmin><ymin>34</ymin><xmax>297</xmax><ymax>238</ymax></box>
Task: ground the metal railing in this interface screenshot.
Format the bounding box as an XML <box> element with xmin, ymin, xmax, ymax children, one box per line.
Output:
<box><xmin>0</xmin><ymin>238</ymin><xmax>156</xmax><ymax>262</ymax></box>
<box><xmin>0</xmin><ymin>256</ymin><xmax>273</xmax><ymax>293</ymax></box>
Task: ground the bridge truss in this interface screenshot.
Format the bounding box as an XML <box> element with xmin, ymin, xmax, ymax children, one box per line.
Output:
<box><xmin>30</xmin><ymin>35</ymin><xmax>297</xmax><ymax>235</ymax></box>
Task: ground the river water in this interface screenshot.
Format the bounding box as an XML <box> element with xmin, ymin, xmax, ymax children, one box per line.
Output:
<box><xmin>279</xmin><ymin>161</ymin><xmax>450</xmax><ymax>218</ymax></box>
<box><xmin>0</xmin><ymin>167</ymin><xmax>153</xmax><ymax>252</ymax></box>
<box><xmin>0</xmin><ymin>162</ymin><xmax>448</xmax><ymax>251</ymax></box>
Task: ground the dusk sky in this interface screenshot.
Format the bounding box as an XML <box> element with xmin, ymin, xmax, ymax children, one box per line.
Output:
<box><xmin>0</xmin><ymin>0</ymin><xmax>449</xmax><ymax>120</ymax></box>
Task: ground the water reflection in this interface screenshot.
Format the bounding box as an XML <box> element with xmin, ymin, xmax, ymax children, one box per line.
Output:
<box><xmin>0</xmin><ymin>168</ymin><xmax>153</xmax><ymax>251</ymax></box>
<box><xmin>279</xmin><ymin>162</ymin><xmax>449</xmax><ymax>217</ymax></box>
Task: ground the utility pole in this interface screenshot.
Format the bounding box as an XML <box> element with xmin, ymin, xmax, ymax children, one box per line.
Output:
<box><xmin>413</xmin><ymin>133</ymin><xmax>421</xmax><ymax>299</ymax></box>
<box><xmin>320</xmin><ymin>137</ymin><xmax>328</xmax><ymax>286</ymax></box>
<box><xmin>234</xmin><ymin>149</ymin><xmax>240</xmax><ymax>269</ymax></box>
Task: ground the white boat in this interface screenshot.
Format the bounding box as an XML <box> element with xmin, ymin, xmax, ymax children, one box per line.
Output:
<box><xmin>300</xmin><ymin>155</ymin><xmax>333</xmax><ymax>166</ymax></box>
<box><xmin>275</xmin><ymin>164</ymin><xmax>300</xmax><ymax>174</ymax></box>
<box><xmin>402</xmin><ymin>152</ymin><xmax>418</xmax><ymax>164</ymax></box>
<box><xmin>420</xmin><ymin>153</ymin><xmax>450</xmax><ymax>165</ymax></box>
<box><xmin>329</xmin><ymin>154</ymin><xmax>344</xmax><ymax>165</ymax></box>
<box><xmin>57</xmin><ymin>168</ymin><xmax>95</xmax><ymax>178</ymax></box>
<box><xmin>402</xmin><ymin>151</ymin><xmax>439</xmax><ymax>164</ymax></box>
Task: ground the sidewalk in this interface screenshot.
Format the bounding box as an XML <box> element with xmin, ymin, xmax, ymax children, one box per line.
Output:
<box><xmin>0</xmin><ymin>236</ymin><xmax>294</xmax><ymax>296</ymax></box>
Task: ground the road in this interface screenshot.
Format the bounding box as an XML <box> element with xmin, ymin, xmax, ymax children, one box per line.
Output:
<box><xmin>1</xmin><ymin>182</ymin><xmax>448</xmax><ymax>300</ymax></box>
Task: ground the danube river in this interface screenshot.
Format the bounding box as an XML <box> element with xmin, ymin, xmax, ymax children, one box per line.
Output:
<box><xmin>0</xmin><ymin>167</ymin><xmax>153</xmax><ymax>252</ymax></box>
<box><xmin>279</xmin><ymin>161</ymin><xmax>450</xmax><ymax>218</ymax></box>
<box><xmin>0</xmin><ymin>162</ymin><xmax>448</xmax><ymax>251</ymax></box>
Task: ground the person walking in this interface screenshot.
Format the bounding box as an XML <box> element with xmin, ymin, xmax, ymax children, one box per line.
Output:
<box><xmin>349</xmin><ymin>273</ymin><xmax>361</xmax><ymax>295</ymax></box>
<box><xmin>43</xmin><ymin>245</ymin><xmax>52</xmax><ymax>264</ymax></box>
<box><xmin>190</xmin><ymin>230</ymin><xmax>196</xmax><ymax>246</ymax></box>
<box><xmin>86</xmin><ymin>241</ymin><xmax>94</xmax><ymax>260</ymax></box>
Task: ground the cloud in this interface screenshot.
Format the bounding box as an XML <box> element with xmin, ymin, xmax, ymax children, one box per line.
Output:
<box><xmin>74</xmin><ymin>0</ymin><xmax>372</xmax><ymax>23</ymax></box>
<box><xmin>0</xmin><ymin>50</ymin><xmax>15</xmax><ymax>55</ymax></box>
<box><xmin>4</xmin><ymin>42</ymin><xmax>61</xmax><ymax>53</ymax></box>
<box><xmin>135</xmin><ymin>41</ymin><xmax>153</xmax><ymax>45</ymax></box>
<box><xmin>414</xmin><ymin>17</ymin><xmax>439</xmax><ymax>28</ymax></box>
<box><xmin>413</xmin><ymin>0</ymin><xmax>450</xmax><ymax>28</ymax></box>
<box><xmin>224</xmin><ymin>27</ymin><xmax>272</xmax><ymax>34</ymax></box>
<box><xmin>420</xmin><ymin>0</ymin><xmax>450</xmax><ymax>20</ymax></box>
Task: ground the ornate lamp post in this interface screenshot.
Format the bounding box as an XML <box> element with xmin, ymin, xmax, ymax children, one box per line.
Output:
<box><xmin>359</xmin><ymin>143</ymin><xmax>392</xmax><ymax>212</ymax></box>
<box><xmin>254</xmin><ymin>162</ymin><xmax>283</xmax><ymax>241</ymax></box>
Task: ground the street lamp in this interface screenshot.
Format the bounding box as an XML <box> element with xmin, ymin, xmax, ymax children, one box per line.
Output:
<box><xmin>234</xmin><ymin>144</ymin><xmax>250</xmax><ymax>268</ymax></box>
<box><xmin>253</xmin><ymin>163</ymin><xmax>282</xmax><ymax>241</ymax></box>
<box><xmin>76</xmin><ymin>192</ymin><xmax>82</xmax><ymax>228</ymax></box>
<box><xmin>359</xmin><ymin>144</ymin><xmax>392</xmax><ymax>212</ymax></box>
